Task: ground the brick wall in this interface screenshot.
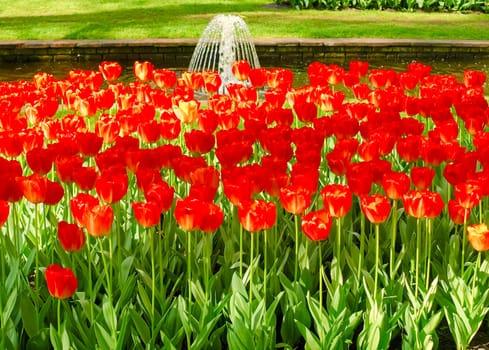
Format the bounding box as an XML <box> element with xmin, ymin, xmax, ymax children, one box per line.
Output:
<box><xmin>0</xmin><ymin>39</ymin><xmax>488</xmax><ymax>68</ymax></box>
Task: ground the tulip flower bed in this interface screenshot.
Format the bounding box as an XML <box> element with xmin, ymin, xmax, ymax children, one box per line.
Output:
<box><xmin>1</xmin><ymin>58</ymin><xmax>489</xmax><ymax>349</ymax></box>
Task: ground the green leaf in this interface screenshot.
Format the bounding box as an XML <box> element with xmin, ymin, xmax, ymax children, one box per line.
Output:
<box><xmin>130</xmin><ymin>308</ymin><xmax>150</xmax><ymax>344</ymax></box>
<box><xmin>94</xmin><ymin>322</ymin><xmax>116</xmax><ymax>350</ymax></box>
<box><xmin>21</xmin><ymin>293</ymin><xmax>39</xmax><ymax>338</ymax></box>
<box><xmin>49</xmin><ymin>325</ymin><xmax>62</xmax><ymax>350</ymax></box>
<box><xmin>295</xmin><ymin>319</ymin><xmax>321</xmax><ymax>350</ymax></box>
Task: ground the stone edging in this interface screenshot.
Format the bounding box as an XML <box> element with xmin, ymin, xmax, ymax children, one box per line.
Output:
<box><xmin>0</xmin><ymin>38</ymin><xmax>488</xmax><ymax>67</ymax></box>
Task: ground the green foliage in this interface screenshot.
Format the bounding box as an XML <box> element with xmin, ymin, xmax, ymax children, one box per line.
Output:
<box><xmin>275</xmin><ymin>0</ymin><xmax>487</xmax><ymax>10</ymax></box>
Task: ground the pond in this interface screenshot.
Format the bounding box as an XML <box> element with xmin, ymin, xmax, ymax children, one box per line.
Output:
<box><xmin>0</xmin><ymin>58</ymin><xmax>488</xmax><ymax>88</ymax></box>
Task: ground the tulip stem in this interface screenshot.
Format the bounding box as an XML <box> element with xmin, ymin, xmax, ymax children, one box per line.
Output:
<box><xmin>374</xmin><ymin>224</ymin><xmax>380</xmax><ymax>299</ymax></box>
<box><xmin>86</xmin><ymin>236</ymin><xmax>94</xmax><ymax>323</ymax></box>
<box><xmin>319</xmin><ymin>242</ymin><xmax>324</xmax><ymax>341</ymax></box>
<box><xmin>357</xmin><ymin>214</ymin><xmax>365</xmax><ymax>284</ymax></box>
<box><xmin>187</xmin><ymin>231</ymin><xmax>192</xmax><ymax>305</ymax></box>
<box><xmin>239</xmin><ymin>223</ymin><xmax>243</xmax><ymax>278</ymax></box>
<box><xmin>415</xmin><ymin>218</ymin><xmax>421</xmax><ymax>299</ymax></box>
<box><xmin>264</xmin><ymin>230</ymin><xmax>268</xmax><ymax>305</ymax></box>
<box><xmin>294</xmin><ymin>214</ymin><xmax>299</xmax><ymax>283</ymax></box>
<box><xmin>425</xmin><ymin>219</ymin><xmax>432</xmax><ymax>290</ymax></box>
<box><xmin>57</xmin><ymin>298</ymin><xmax>61</xmax><ymax>331</ymax></box>
<box><xmin>249</xmin><ymin>232</ymin><xmax>254</xmax><ymax>317</ymax></box>
<box><xmin>461</xmin><ymin>210</ymin><xmax>468</xmax><ymax>277</ymax></box>
<box><xmin>150</xmin><ymin>227</ymin><xmax>156</xmax><ymax>333</ymax></box>
<box><xmin>34</xmin><ymin>203</ymin><xmax>41</xmax><ymax>292</ymax></box>
<box><xmin>389</xmin><ymin>200</ymin><xmax>398</xmax><ymax>279</ymax></box>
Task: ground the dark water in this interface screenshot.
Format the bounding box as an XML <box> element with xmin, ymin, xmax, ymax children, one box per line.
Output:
<box><xmin>0</xmin><ymin>58</ymin><xmax>488</xmax><ymax>86</ymax></box>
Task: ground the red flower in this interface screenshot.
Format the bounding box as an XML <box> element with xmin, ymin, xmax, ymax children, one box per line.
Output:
<box><xmin>153</xmin><ymin>68</ymin><xmax>177</xmax><ymax>89</ymax></box>
<box><xmin>184</xmin><ymin>130</ymin><xmax>215</xmax><ymax>155</ymax></box>
<box><xmin>26</xmin><ymin>147</ymin><xmax>54</xmax><ymax>175</ymax></box>
<box><xmin>174</xmin><ymin>197</ymin><xmax>205</xmax><ymax>231</ymax></box>
<box><xmin>133</xmin><ymin>61</ymin><xmax>154</xmax><ymax>82</ymax></box>
<box><xmin>382</xmin><ymin>171</ymin><xmax>410</xmax><ymax>200</ymax></box>
<box><xmin>57</xmin><ymin>221</ymin><xmax>85</xmax><ymax>252</ymax></box>
<box><xmin>320</xmin><ymin>184</ymin><xmax>353</xmax><ymax>218</ymax></box>
<box><xmin>44</xmin><ymin>180</ymin><xmax>65</xmax><ymax>205</ymax></box>
<box><xmin>132</xmin><ymin>201</ymin><xmax>162</xmax><ymax>228</ymax></box>
<box><xmin>200</xmin><ymin>202</ymin><xmax>224</xmax><ymax>233</ymax></box>
<box><xmin>160</xmin><ymin>111</ymin><xmax>181</xmax><ymax>140</ymax></box>
<box><xmin>202</xmin><ymin>70</ymin><xmax>222</xmax><ymax>94</ymax></box>
<box><xmin>402</xmin><ymin>190</ymin><xmax>444</xmax><ymax>219</ymax></box>
<box><xmin>293</xmin><ymin>100</ymin><xmax>317</xmax><ymax>123</ymax></box>
<box><xmin>349</xmin><ymin>60</ymin><xmax>369</xmax><ymax>78</ymax></box>
<box><xmin>82</xmin><ymin>204</ymin><xmax>114</xmax><ymax>237</ymax></box>
<box><xmin>238</xmin><ymin>200</ymin><xmax>277</xmax><ymax>232</ymax></box>
<box><xmin>73</xmin><ymin>166</ymin><xmax>98</xmax><ymax>191</ymax></box>
<box><xmin>464</xmin><ymin>70</ymin><xmax>486</xmax><ymax>88</ymax></box>
<box><xmin>19</xmin><ymin>174</ymin><xmax>47</xmax><ymax>204</ymax></box>
<box><xmin>144</xmin><ymin>180</ymin><xmax>175</xmax><ymax>212</ymax></box>
<box><xmin>454</xmin><ymin>181</ymin><xmax>482</xmax><ymax>209</ymax></box>
<box><xmin>45</xmin><ymin>264</ymin><xmax>78</xmax><ymax>299</ymax></box>
<box><xmin>448</xmin><ymin>199</ymin><xmax>471</xmax><ymax>225</ymax></box>
<box><xmin>301</xmin><ymin>209</ymin><xmax>333</xmax><ymax>241</ymax></box>
<box><xmin>99</xmin><ymin>61</ymin><xmax>122</xmax><ymax>81</ymax></box>
<box><xmin>279</xmin><ymin>184</ymin><xmax>312</xmax><ymax>215</ymax></box>
<box><xmin>95</xmin><ymin>167</ymin><xmax>128</xmax><ymax>204</ymax></box>
<box><xmin>0</xmin><ymin>200</ymin><xmax>9</xmax><ymax>227</ymax></box>
<box><xmin>232</xmin><ymin>60</ymin><xmax>251</xmax><ymax>81</ymax></box>
<box><xmin>76</xmin><ymin>132</ymin><xmax>103</xmax><ymax>157</ymax></box>
<box><xmin>360</xmin><ymin>194</ymin><xmax>391</xmax><ymax>224</ymax></box>
<box><xmin>467</xmin><ymin>223</ymin><xmax>489</xmax><ymax>251</ymax></box>
<box><xmin>249</xmin><ymin>68</ymin><xmax>267</xmax><ymax>88</ymax></box>
<box><xmin>70</xmin><ymin>193</ymin><xmax>99</xmax><ymax>227</ymax></box>
<box><xmin>411</xmin><ymin>166</ymin><xmax>435</xmax><ymax>191</ymax></box>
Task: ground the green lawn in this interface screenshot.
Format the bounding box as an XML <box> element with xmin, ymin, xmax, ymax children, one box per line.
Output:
<box><xmin>0</xmin><ymin>0</ymin><xmax>488</xmax><ymax>40</ymax></box>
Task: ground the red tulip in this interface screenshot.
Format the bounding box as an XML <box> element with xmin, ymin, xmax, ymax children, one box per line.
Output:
<box><xmin>26</xmin><ymin>147</ymin><xmax>54</xmax><ymax>175</ymax></box>
<box><xmin>160</xmin><ymin>111</ymin><xmax>181</xmax><ymax>140</ymax></box>
<box><xmin>19</xmin><ymin>174</ymin><xmax>47</xmax><ymax>204</ymax></box>
<box><xmin>448</xmin><ymin>199</ymin><xmax>471</xmax><ymax>225</ymax></box>
<box><xmin>320</xmin><ymin>184</ymin><xmax>353</xmax><ymax>218</ymax></box>
<box><xmin>76</xmin><ymin>132</ymin><xmax>103</xmax><ymax>157</ymax></box>
<box><xmin>98</xmin><ymin>61</ymin><xmax>122</xmax><ymax>81</ymax></box>
<box><xmin>202</xmin><ymin>70</ymin><xmax>222</xmax><ymax>94</ymax></box>
<box><xmin>360</xmin><ymin>194</ymin><xmax>391</xmax><ymax>224</ymax></box>
<box><xmin>132</xmin><ymin>201</ymin><xmax>162</xmax><ymax>228</ymax></box>
<box><xmin>82</xmin><ymin>204</ymin><xmax>114</xmax><ymax>237</ymax></box>
<box><xmin>200</xmin><ymin>202</ymin><xmax>224</xmax><ymax>233</ymax></box>
<box><xmin>279</xmin><ymin>184</ymin><xmax>312</xmax><ymax>215</ymax></box>
<box><xmin>45</xmin><ymin>264</ymin><xmax>78</xmax><ymax>299</ymax></box>
<box><xmin>382</xmin><ymin>171</ymin><xmax>411</xmax><ymax>200</ymax></box>
<box><xmin>454</xmin><ymin>181</ymin><xmax>482</xmax><ymax>209</ymax></box>
<box><xmin>249</xmin><ymin>68</ymin><xmax>267</xmax><ymax>88</ymax></box>
<box><xmin>153</xmin><ymin>68</ymin><xmax>177</xmax><ymax>89</ymax></box>
<box><xmin>402</xmin><ymin>190</ymin><xmax>444</xmax><ymax>219</ymax></box>
<box><xmin>44</xmin><ymin>180</ymin><xmax>65</xmax><ymax>206</ymax></box>
<box><xmin>396</xmin><ymin>135</ymin><xmax>421</xmax><ymax>163</ymax></box>
<box><xmin>464</xmin><ymin>70</ymin><xmax>486</xmax><ymax>88</ymax></box>
<box><xmin>238</xmin><ymin>200</ymin><xmax>276</xmax><ymax>232</ymax></box>
<box><xmin>411</xmin><ymin>166</ymin><xmax>435</xmax><ymax>191</ymax></box>
<box><xmin>232</xmin><ymin>60</ymin><xmax>251</xmax><ymax>81</ymax></box>
<box><xmin>0</xmin><ymin>200</ymin><xmax>9</xmax><ymax>227</ymax></box>
<box><xmin>301</xmin><ymin>209</ymin><xmax>333</xmax><ymax>241</ymax></box>
<box><xmin>57</xmin><ymin>221</ymin><xmax>85</xmax><ymax>252</ymax></box>
<box><xmin>144</xmin><ymin>180</ymin><xmax>175</xmax><ymax>212</ymax></box>
<box><xmin>184</xmin><ymin>130</ymin><xmax>215</xmax><ymax>155</ymax></box>
<box><xmin>133</xmin><ymin>61</ymin><xmax>154</xmax><ymax>82</ymax></box>
<box><xmin>174</xmin><ymin>197</ymin><xmax>205</xmax><ymax>231</ymax></box>
<box><xmin>70</xmin><ymin>193</ymin><xmax>99</xmax><ymax>227</ymax></box>
<box><xmin>179</xmin><ymin>71</ymin><xmax>204</xmax><ymax>90</ymax></box>
<box><xmin>349</xmin><ymin>60</ymin><xmax>369</xmax><ymax>78</ymax></box>
<box><xmin>95</xmin><ymin>167</ymin><xmax>128</xmax><ymax>204</ymax></box>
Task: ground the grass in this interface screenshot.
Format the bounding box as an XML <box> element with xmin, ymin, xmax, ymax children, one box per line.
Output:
<box><xmin>0</xmin><ymin>0</ymin><xmax>488</xmax><ymax>40</ymax></box>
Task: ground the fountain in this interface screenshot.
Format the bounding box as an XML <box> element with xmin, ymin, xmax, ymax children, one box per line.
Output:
<box><xmin>188</xmin><ymin>14</ymin><xmax>260</xmax><ymax>90</ymax></box>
